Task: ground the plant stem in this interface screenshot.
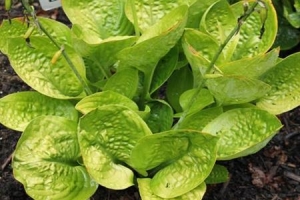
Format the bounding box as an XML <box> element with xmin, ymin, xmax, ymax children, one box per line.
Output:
<box><xmin>174</xmin><ymin>1</ymin><xmax>259</xmax><ymax>129</ymax></box>
<box><xmin>129</xmin><ymin>0</ymin><xmax>140</xmax><ymax>36</ymax></box>
<box><xmin>21</xmin><ymin>0</ymin><xmax>93</xmax><ymax>96</ymax></box>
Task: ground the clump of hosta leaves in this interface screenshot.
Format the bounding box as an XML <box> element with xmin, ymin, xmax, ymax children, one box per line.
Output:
<box><xmin>1</xmin><ymin>0</ymin><xmax>300</xmax><ymax>199</ymax></box>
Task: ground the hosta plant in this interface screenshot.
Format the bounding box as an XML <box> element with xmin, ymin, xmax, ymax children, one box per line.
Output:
<box><xmin>1</xmin><ymin>0</ymin><xmax>299</xmax><ymax>199</ymax></box>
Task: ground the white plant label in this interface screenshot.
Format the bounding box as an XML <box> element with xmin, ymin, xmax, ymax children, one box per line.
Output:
<box><xmin>39</xmin><ymin>0</ymin><xmax>61</xmax><ymax>10</ymax></box>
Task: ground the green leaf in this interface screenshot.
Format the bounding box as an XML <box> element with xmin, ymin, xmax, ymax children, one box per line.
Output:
<box><xmin>138</xmin><ymin>179</ymin><xmax>206</xmax><ymax>200</ymax></box>
<box><xmin>62</xmin><ymin>0</ymin><xmax>133</xmax><ymax>43</ymax></box>
<box><xmin>200</xmin><ymin>0</ymin><xmax>236</xmax><ymax>44</ymax></box>
<box><xmin>118</xmin><ymin>5</ymin><xmax>188</xmax><ymax>75</ymax></box>
<box><xmin>182</xmin><ymin>29</ymin><xmax>223</xmax><ymax>85</ymax></box>
<box><xmin>273</xmin><ymin>16</ymin><xmax>300</xmax><ymax>50</ymax></box>
<box><xmin>257</xmin><ymin>52</ymin><xmax>300</xmax><ymax>115</ymax></box>
<box><xmin>179</xmin><ymin>89</ymin><xmax>214</xmax><ymax>115</ymax></box>
<box><xmin>0</xmin><ymin>91</ymin><xmax>78</xmax><ymax>131</ymax></box>
<box><xmin>7</xmin><ymin>36</ymin><xmax>86</xmax><ymax>99</ymax></box>
<box><xmin>186</xmin><ymin>0</ymin><xmax>219</xmax><ymax>28</ymax></box>
<box><xmin>76</xmin><ymin>91</ymin><xmax>139</xmax><ymax>114</ymax></box>
<box><xmin>38</xmin><ymin>17</ymin><xmax>73</xmax><ymax>46</ymax></box>
<box><xmin>202</xmin><ymin>108</ymin><xmax>282</xmax><ymax>160</ymax></box>
<box><xmin>13</xmin><ymin>116</ymin><xmax>97</xmax><ymax>200</ymax></box>
<box><xmin>78</xmin><ymin>105</ymin><xmax>152</xmax><ymax>189</ymax></box>
<box><xmin>150</xmin><ymin>46</ymin><xmax>178</xmax><ymax>94</ymax></box>
<box><xmin>219</xmin><ymin>48</ymin><xmax>279</xmax><ymax>78</ymax></box>
<box><xmin>125</xmin><ymin>0</ymin><xmax>195</xmax><ymax>32</ymax></box>
<box><xmin>0</xmin><ymin>17</ymin><xmax>72</xmax><ymax>55</ymax></box>
<box><xmin>72</xmin><ymin>25</ymin><xmax>137</xmax><ymax>57</ymax></box>
<box><xmin>131</xmin><ymin>130</ymin><xmax>218</xmax><ymax>198</ymax></box>
<box><xmin>103</xmin><ymin>67</ymin><xmax>139</xmax><ymax>99</ymax></box>
<box><xmin>178</xmin><ymin>107</ymin><xmax>223</xmax><ymax>131</ymax></box>
<box><xmin>205</xmin><ymin>164</ymin><xmax>229</xmax><ymax>184</ymax></box>
<box><xmin>166</xmin><ymin>67</ymin><xmax>193</xmax><ymax>113</ymax></box>
<box><xmin>145</xmin><ymin>100</ymin><xmax>173</xmax><ymax>133</ymax></box>
<box><xmin>206</xmin><ymin>75</ymin><xmax>271</xmax><ymax>105</ymax></box>
<box><xmin>231</xmin><ymin>0</ymin><xmax>278</xmax><ymax>60</ymax></box>
<box><xmin>0</xmin><ymin>19</ymin><xmax>34</xmax><ymax>54</ymax></box>
<box><xmin>72</xmin><ymin>35</ymin><xmax>137</xmax><ymax>75</ymax></box>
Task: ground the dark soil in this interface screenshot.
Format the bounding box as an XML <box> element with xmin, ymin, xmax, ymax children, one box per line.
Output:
<box><xmin>1</xmin><ymin>2</ymin><xmax>300</xmax><ymax>200</ymax></box>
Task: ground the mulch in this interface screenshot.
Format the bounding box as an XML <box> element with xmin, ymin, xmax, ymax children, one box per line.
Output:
<box><xmin>0</xmin><ymin>1</ymin><xmax>300</xmax><ymax>200</ymax></box>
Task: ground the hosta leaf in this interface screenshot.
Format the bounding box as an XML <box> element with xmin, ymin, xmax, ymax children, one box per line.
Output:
<box><xmin>145</xmin><ymin>100</ymin><xmax>173</xmax><ymax>133</ymax></box>
<box><xmin>205</xmin><ymin>164</ymin><xmax>229</xmax><ymax>184</ymax></box>
<box><xmin>166</xmin><ymin>67</ymin><xmax>193</xmax><ymax>113</ymax></box>
<box><xmin>7</xmin><ymin>36</ymin><xmax>86</xmax><ymax>99</ymax></box>
<box><xmin>76</xmin><ymin>91</ymin><xmax>138</xmax><ymax>114</ymax></box>
<box><xmin>150</xmin><ymin>46</ymin><xmax>178</xmax><ymax>94</ymax></box>
<box><xmin>62</xmin><ymin>0</ymin><xmax>133</xmax><ymax>43</ymax></box>
<box><xmin>202</xmin><ymin>108</ymin><xmax>282</xmax><ymax>160</ymax></box>
<box><xmin>118</xmin><ymin>5</ymin><xmax>188</xmax><ymax>75</ymax></box>
<box><xmin>138</xmin><ymin>179</ymin><xmax>206</xmax><ymax>200</ymax></box>
<box><xmin>125</xmin><ymin>0</ymin><xmax>195</xmax><ymax>32</ymax></box>
<box><xmin>0</xmin><ymin>17</ymin><xmax>72</xmax><ymax>55</ymax></box>
<box><xmin>206</xmin><ymin>75</ymin><xmax>271</xmax><ymax>105</ymax></box>
<box><xmin>13</xmin><ymin>116</ymin><xmax>97</xmax><ymax>200</ymax></box>
<box><xmin>231</xmin><ymin>0</ymin><xmax>278</xmax><ymax>60</ymax></box>
<box><xmin>182</xmin><ymin>29</ymin><xmax>223</xmax><ymax>85</ymax></box>
<box><xmin>38</xmin><ymin>17</ymin><xmax>73</xmax><ymax>45</ymax></box>
<box><xmin>0</xmin><ymin>91</ymin><xmax>78</xmax><ymax>131</ymax></box>
<box><xmin>178</xmin><ymin>107</ymin><xmax>223</xmax><ymax>131</ymax></box>
<box><xmin>257</xmin><ymin>52</ymin><xmax>300</xmax><ymax>114</ymax></box>
<box><xmin>200</xmin><ymin>0</ymin><xmax>236</xmax><ymax>44</ymax></box>
<box><xmin>103</xmin><ymin>67</ymin><xmax>139</xmax><ymax>99</ymax></box>
<box><xmin>219</xmin><ymin>48</ymin><xmax>279</xmax><ymax>78</ymax></box>
<box><xmin>0</xmin><ymin>18</ymin><xmax>35</xmax><ymax>54</ymax></box>
<box><xmin>131</xmin><ymin>130</ymin><xmax>218</xmax><ymax>198</ymax></box>
<box><xmin>72</xmin><ymin>35</ymin><xmax>137</xmax><ymax>71</ymax></box>
<box><xmin>78</xmin><ymin>105</ymin><xmax>152</xmax><ymax>189</ymax></box>
<box><xmin>186</xmin><ymin>0</ymin><xmax>219</xmax><ymax>28</ymax></box>
<box><xmin>179</xmin><ymin>89</ymin><xmax>214</xmax><ymax>115</ymax></box>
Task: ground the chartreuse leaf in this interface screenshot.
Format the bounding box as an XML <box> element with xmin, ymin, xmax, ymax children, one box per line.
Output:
<box><xmin>119</xmin><ymin>7</ymin><xmax>188</xmax><ymax>101</ymax></box>
<box><xmin>118</xmin><ymin>5</ymin><xmax>188</xmax><ymax>74</ymax></box>
<box><xmin>205</xmin><ymin>164</ymin><xmax>229</xmax><ymax>184</ymax></box>
<box><xmin>166</xmin><ymin>67</ymin><xmax>193</xmax><ymax>113</ymax></box>
<box><xmin>38</xmin><ymin>17</ymin><xmax>73</xmax><ymax>45</ymax></box>
<box><xmin>219</xmin><ymin>48</ymin><xmax>279</xmax><ymax>78</ymax></box>
<box><xmin>186</xmin><ymin>0</ymin><xmax>219</xmax><ymax>28</ymax></box>
<box><xmin>125</xmin><ymin>0</ymin><xmax>195</xmax><ymax>32</ymax></box>
<box><xmin>182</xmin><ymin>29</ymin><xmax>223</xmax><ymax>85</ymax></box>
<box><xmin>138</xmin><ymin>179</ymin><xmax>206</xmax><ymax>200</ymax></box>
<box><xmin>0</xmin><ymin>91</ymin><xmax>78</xmax><ymax>131</ymax></box>
<box><xmin>131</xmin><ymin>130</ymin><xmax>218</xmax><ymax>198</ymax></box>
<box><xmin>72</xmin><ymin>35</ymin><xmax>137</xmax><ymax>74</ymax></box>
<box><xmin>103</xmin><ymin>67</ymin><xmax>139</xmax><ymax>99</ymax></box>
<box><xmin>145</xmin><ymin>100</ymin><xmax>173</xmax><ymax>133</ymax></box>
<box><xmin>203</xmin><ymin>108</ymin><xmax>282</xmax><ymax>160</ymax></box>
<box><xmin>78</xmin><ymin>105</ymin><xmax>152</xmax><ymax>189</ymax></box>
<box><xmin>0</xmin><ymin>18</ymin><xmax>34</xmax><ymax>54</ymax></box>
<box><xmin>178</xmin><ymin>107</ymin><xmax>223</xmax><ymax>131</ymax></box>
<box><xmin>231</xmin><ymin>0</ymin><xmax>277</xmax><ymax>60</ymax></box>
<box><xmin>0</xmin><ymin>17</ymin><xmax>72</xmax><ymax>55</ymax></box>
<box><xmin>7</xmin><ymin>36</ymin><xmax>86</xmax><ymax>99</ymax></box>
<box><xmin>13</xmin><ymin>116</ymin><xmax>97</xmax><ymax>200</ymax></box>
<box><xmin>150</xmin><ymin>46</ymin><xmax>179</xmax><ymax>94</ymax></box>
<box><xmin>76</xmin><ymin>91</ymin><xmax>138</xmax><ymax>114</ymax></box>
<box><xmin>62</xmin><ymin>0</ymin><xmax>133</xmax><ymax>43</ymax></box>
<box><xmin>257</xmin><ymin>52</ymin><xmax>300</xmax><ymax>115</ymax></box>
<box><xmin>206</xmin><ymin>75</ymin><xmax>271</xmax><ymax>105</ymax></box>
<box><xmin>179</xmin><ymin>89</ymin><xmax>214</xmax><ymax>115</ymax></box>
<box><xmin>200</xmin><ymin>0</ymin><xmax>236</xmax><ymax>44</ymax></box>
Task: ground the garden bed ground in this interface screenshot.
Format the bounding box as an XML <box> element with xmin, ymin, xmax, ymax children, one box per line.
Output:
<box><xmin>0</xmin><ymin>2</ymin><xmax>300</xmax><ymax>200</ymax></box>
